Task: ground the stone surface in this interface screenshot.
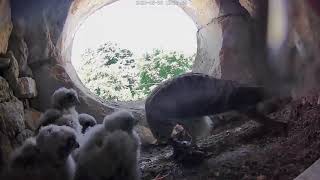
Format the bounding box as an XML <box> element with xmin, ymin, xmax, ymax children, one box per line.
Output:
<box><xmin>259</xmin><ymin>0</ymin><xmax>320</xmax><ymax>97</ymax></box>
<box><xmin>8</xmin><ymin>29</ymin><xmax>33</xmax><ymax>77</ymax></box>
<box><xmin>240</xmin><ymin>0</ymin><xmax>268</xmax><ymax>19</ymax></box>
<box><xmin>178</xmin><ymin>0</ymin><xmax>219</xmax><ymax>28</ymax></box>
<box><xmin>0</xmin><ymin>0</ymin><xmax>13</xmax><ymax>54</ymax></box>
<box><xmin>193</xmin><ymin>5</ymin><xmax>256</xmax><ymax>84</ymax></box>
<box><xmin>17</xmin><ymin>77</ymin><xmax>37</xmax><ymax>98</ymax></box>
<box><xmin>217</xmin><ymin>0</ymin><xmax>250</xmax><ymax>16</ymax></box>
<box><xmin>0</xmin><ymin>98</ymin><xmax>25</xmax><ymax>139</ymax></box>
<box><xmin>287</xmin><ymin>0</ymin><xmax>320</xmax><ymax>96</ymax></box>
<box><xmin>181</xmin><ymin>0</ymin><xmax>258</xmax><ymax>85</ymax></box>
<box><xmin>307</xmin><ymin>0</ymin><xmax>320</xmax><ymax>16</ymax></box>
<box><xmin>3</xmin><ymin>51</ymin><xmax>20</xmax><ymax>94</ymax></box>
<box><xmin>219</xmin><ymin>16</ymin><xmax>256</xmax><ymax>84</ymax></box>
<box><xmin>0</xmin><ymin>76</ymin><xmax>13</xmax><ymax>103</ymax></box>
<box><xmin>4</xmin><ymin>51</ymin><xmax>19</xmax><ymax>78</ymax></box>
<box><xmin>24</xmin><ymin>108</ymin><xmax>42</xmax><ymax>131</ymax></box>
<box><xmin>135</xmin><ymin>125</ymin><xmax>157</xmax><ymax>145</ymax></box>
<box><xmin>10</xmin><ymin>0</ymin><xmax>73</xmax><ymax>64</ymax></box>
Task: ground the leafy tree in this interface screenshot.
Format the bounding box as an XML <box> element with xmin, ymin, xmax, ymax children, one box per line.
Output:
<box><xmin>76</xmin><ymin>42</ymin><xmax>195</xmax><ymax>101</ymax></box>
<box><xmin>77</xmin><ymin>42</ymin><xmax>138</xmax><ymax>101</ymax></box>
<box><xmin>136</xmin><ymin>49</ymin><xmax>194</xmax><ymax>95</ymax></box>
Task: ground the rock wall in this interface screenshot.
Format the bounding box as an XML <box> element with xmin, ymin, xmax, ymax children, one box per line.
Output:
<box><xmin>287</xmin><ymin>0</ymin><xmax>320</xmax><ymax>97</ymax></box>
<box><xmin>239</xmin><ymin>0</ymin><xmax>270</xmax><ymax>85</ymax></box>
<box><xmin>0</xmin><ymin>0</ymin><xmax>37</xmax><ymax>170</ymax></box>
<box><xmin>0</xmin><ymin>0</ymin><xmax>12</xmax><ymax>55</ymax></box>
<box><xmin>8</xmin><ymin>0</ymin><xmax>121</xmax><ymax>121</ymax></box>
<box><xmin>266</xmin><ymin>0</ymin><xmax>320</xmax><ymax>97</ymax></box>
<box><xmin>185</xmin><ymin>0</ymin><xmax>259</xmax><ymax>84</ymax></box>
<box><xmin>0</xmin><ymin>74</ymin><xmax>35</xmax><ymax>171</ymax></box>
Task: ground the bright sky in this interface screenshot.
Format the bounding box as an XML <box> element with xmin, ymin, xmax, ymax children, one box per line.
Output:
<box><xmin>71</xmin><ymin>0</ymin><xmax>197</xmax><ymax>66</ymax></box>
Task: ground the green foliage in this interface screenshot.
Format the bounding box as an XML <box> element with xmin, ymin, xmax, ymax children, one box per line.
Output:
<box><xmin>76</xmin><ymin>42</ymin><xmax>195</xmax><ymax>101</ymax></box>
<box><xmin>77</xmin><ymin>42</ymin><xmax>138</xmax><ymax>101</ymax></box>
<box><xmin>137</xmin><ymin>49</ymin><xmax>194</xmax><ymax>95</ymax></box>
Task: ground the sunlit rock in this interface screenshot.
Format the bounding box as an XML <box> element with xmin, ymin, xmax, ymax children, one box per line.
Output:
<box><xmin>0</xmin><ymin>0</ymin><xmax>12</xmax><ymax>54</ymax></box>
<box><xmin>17</xmin><ymin>77</ymin><xmax>37</xmax><ymax>98</ymax></box>
<box><xmin>8</xmin><ymin>29</ymin><xmax>33</xmax><ymax>77</ymax></box>
<box><xmin>3</xmin><ymin>51</ymin><xmax>20</xmax><ymax>94</ymax></box>
<box><xmin>193</xmin><ymin>0</ymin><xmax>256</xmax><ymax>84</ymax></box>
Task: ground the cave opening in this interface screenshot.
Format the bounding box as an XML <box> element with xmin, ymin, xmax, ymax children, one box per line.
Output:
<box><xmin>71</xmin><ymin>0</ymin><xmax>197</xmax><ymax>102</ymax></box>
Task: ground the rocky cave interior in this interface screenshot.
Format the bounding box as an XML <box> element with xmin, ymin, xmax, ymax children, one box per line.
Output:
<box><xmin>1</xmin><ymin>0</ymin><xmax>320</xmax><ymax>179</ymax></box>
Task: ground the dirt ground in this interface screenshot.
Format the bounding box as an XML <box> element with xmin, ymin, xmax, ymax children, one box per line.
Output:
<box><xmin>140</xmin><ymin>94</ymin><xmax>320</xmax><ymax>180</ymax></box>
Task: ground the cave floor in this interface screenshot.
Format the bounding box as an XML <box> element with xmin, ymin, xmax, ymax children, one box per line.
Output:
<box><xmin>139</xmin><ymin>94</ymin><xmax>320</xmax><ymax>180</ymax></box>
